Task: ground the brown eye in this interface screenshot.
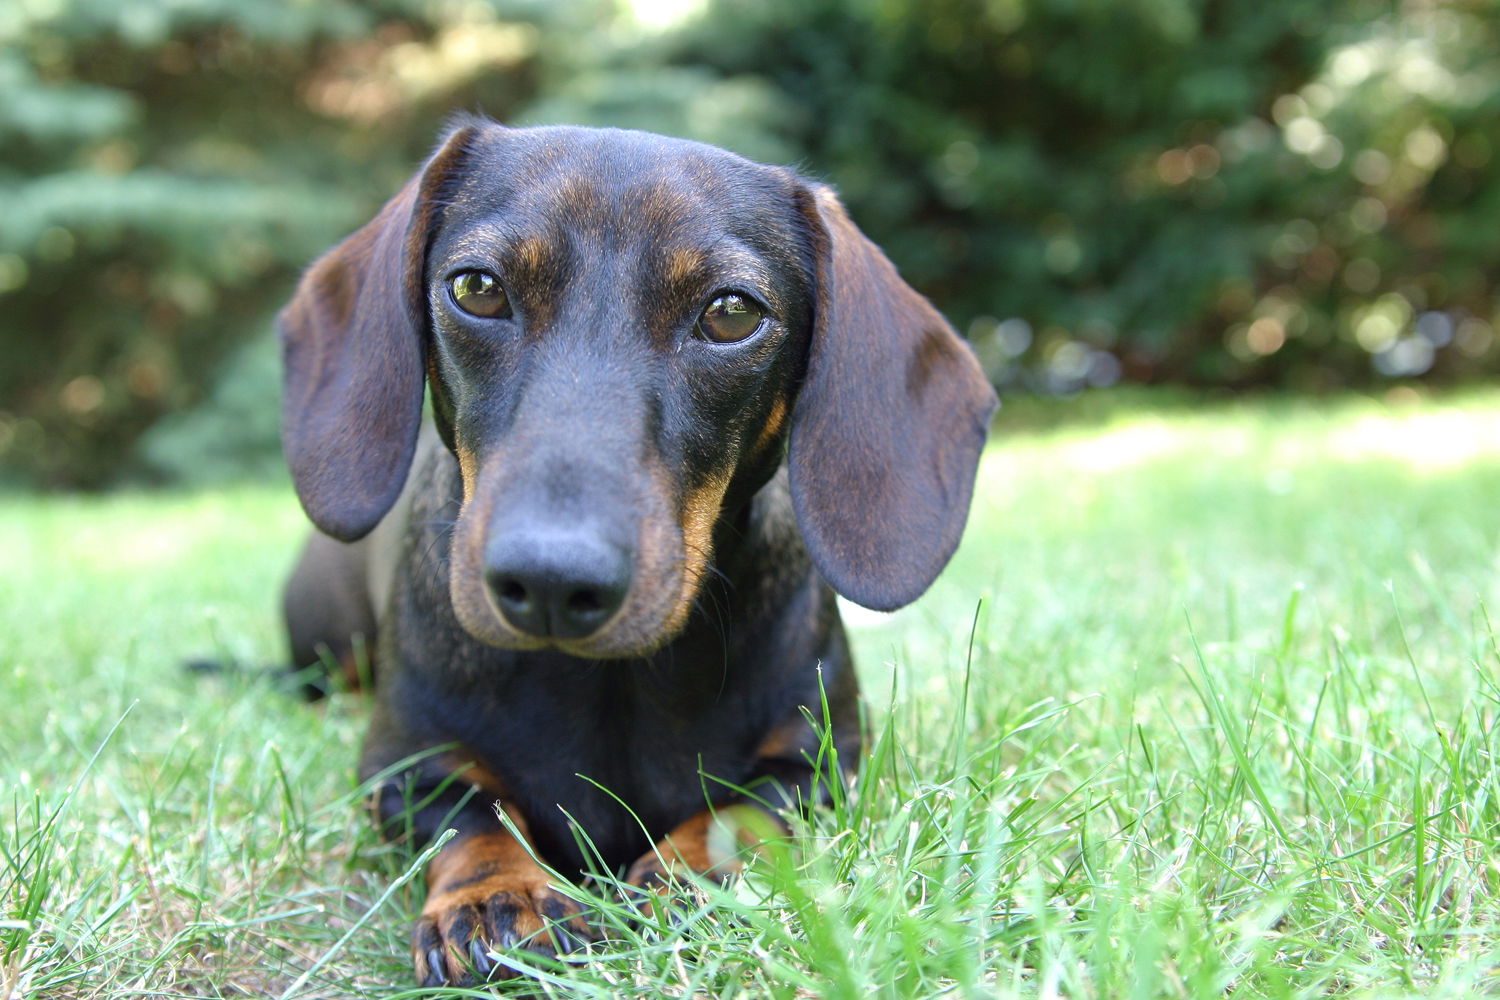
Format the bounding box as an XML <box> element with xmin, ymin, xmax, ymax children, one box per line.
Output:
<box><xmin>449</xmin><ymin>271</ymin><xmax>510</xmax><ymax>318</ymax></box>
<box><xmin>696</xmin><ymin>293</ymin><xmax>764</xmax><ymax>343</ymax></box>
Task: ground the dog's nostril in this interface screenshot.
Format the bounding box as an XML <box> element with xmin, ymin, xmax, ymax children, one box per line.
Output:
<box><xmin>498</xmin><ymin>579</ymin><xmax>529</xmax><ymax>606</ymax></box>
<box><xmin>566</xmin><ymin>589</ymin><xmax>603</xmax><ymax>616</ymax></box>
<box><xmin>486</xmin><ymin>571</ymin><xmax>545</xmax><ymax>638</ymax></box>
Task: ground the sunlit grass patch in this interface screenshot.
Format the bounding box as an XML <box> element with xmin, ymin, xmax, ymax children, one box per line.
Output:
<box><xmin>5</xmin><ymin>389</ymin><xmax>1500</xmax><ymax>997</ymax></box>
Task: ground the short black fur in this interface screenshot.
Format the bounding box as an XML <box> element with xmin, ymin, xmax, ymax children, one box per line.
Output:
<box><xmin>276</xmin><ymin>119</ymin><xmax>995</xmax><ymax>987</ymax></box>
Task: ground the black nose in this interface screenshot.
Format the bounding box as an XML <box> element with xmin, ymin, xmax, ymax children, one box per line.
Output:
<box><xmin>484</xmin><ymin>527</ymin><xmax>632</xmax><ymax>640</ymax></box>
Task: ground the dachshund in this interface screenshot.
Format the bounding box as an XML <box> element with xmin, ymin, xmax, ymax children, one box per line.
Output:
<box><xmin>277</xmin><ymin>117</ymin><xmax>997</xmax><ymax>986</ymax></box>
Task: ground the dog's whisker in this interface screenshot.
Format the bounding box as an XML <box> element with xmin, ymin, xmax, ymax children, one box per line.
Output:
<box><xmin>416</xmin><ymin>520</ymin><xmax>457</xmax><ymax>566</ymax></box>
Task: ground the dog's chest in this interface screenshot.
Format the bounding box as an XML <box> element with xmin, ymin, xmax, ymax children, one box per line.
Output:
<box><xmin>435</xmin><ymin>656</ymin><xmax>767</xmax><ymax>871</ymax></box>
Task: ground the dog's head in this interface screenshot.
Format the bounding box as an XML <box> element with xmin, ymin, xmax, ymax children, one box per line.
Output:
<box><xmin>280</xmin><ymin>120</ymin><xmax>996</xmax><ymax>657</ymax></box>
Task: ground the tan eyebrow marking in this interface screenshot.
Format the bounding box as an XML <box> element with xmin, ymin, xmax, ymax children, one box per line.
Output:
<box><xmin>665</xmin><ymin>247</ymin><xmax>707</xmax><ymax>286</ymax></box>
<box><xmin>512</xmin><ymin>236</ymin><xmax>549</xmax><ymax>276</ymax></box>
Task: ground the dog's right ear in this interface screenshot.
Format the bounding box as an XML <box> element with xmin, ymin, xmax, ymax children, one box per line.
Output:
<box><xmin>279</xmin><ymin>126</ymin><xmax>476</xmax><ymax>542</ymax></box>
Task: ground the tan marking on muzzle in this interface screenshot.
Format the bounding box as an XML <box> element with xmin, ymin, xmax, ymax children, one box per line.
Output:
<box><xmin>753</xmin><ymin>395</ymin><xmax>790</xmax><ymax>455</ymax></box>
<box><xmin>665</xmin><ymin>468</ymin><xmax>733</xmax><ymax>634</ymax></box>
<box><xmin>455</xmin><ymin>442</ymin><xmax>478</xmax><ymax>504</ymax></box>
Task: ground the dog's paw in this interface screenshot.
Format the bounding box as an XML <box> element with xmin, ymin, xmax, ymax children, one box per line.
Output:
<box><xmin>412</xmin><ymin>872</ymin><xmax>589</xmax><ymax>987</ymax></box>
<box><xmin>622</xmin><ymin>851</ymin><xmax>728</xmax><ymax>921</ymax></box>
<box><xmin>623</xmin><ymin>805</ymin><xmax>780</xmax><ymax>917</ymax></box>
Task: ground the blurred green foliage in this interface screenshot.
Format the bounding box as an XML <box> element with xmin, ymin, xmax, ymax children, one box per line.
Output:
<box><xmin>0</xmin><ymin>0</ymin><xmax>563</xmax><ymax>486</ymax></box>
<box><xmin>643</xmin><ymin>0</ymin><xmax>1500</xmax><ymax>393</ymax></box>
<box><xmin>2</xmin><ymin>0</ymin><xmax>1498</xmax><ymax>487</ymax></box>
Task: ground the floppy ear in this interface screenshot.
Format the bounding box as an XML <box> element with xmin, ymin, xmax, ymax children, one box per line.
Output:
<box><xmin>788</xmin><ymin>184</ymin><xmax>999</xmax><ymax>611</ymax></box>
<box><xmin>279</xmin><ymin>126</ymin><xmax>475</xmax><ymax>542</ymax></box>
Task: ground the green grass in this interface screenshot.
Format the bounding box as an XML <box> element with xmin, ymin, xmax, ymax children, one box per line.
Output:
<box><xmin>6</xmin><ymin>389</ymin><xmax>1500</xmax><ymax>998</ymax></box>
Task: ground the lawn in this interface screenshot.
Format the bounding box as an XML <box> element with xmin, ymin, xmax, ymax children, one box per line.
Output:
<box><xmin>5</xmin><ymin>389</ymin><xmax>1500</xmax><ymax>999</ymax></box>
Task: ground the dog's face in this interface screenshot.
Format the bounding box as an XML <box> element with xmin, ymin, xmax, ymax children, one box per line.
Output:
<box><xmin>280</xmin><ymin>120</ymin><xmax>996</xmax><ymax>657</ymax></box>
<box><xmin>428</xmin><ymin>128</ymin><xmax>813</xmax><ymax>655</ymax></box>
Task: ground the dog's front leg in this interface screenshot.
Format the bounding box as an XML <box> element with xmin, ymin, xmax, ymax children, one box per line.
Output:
<box><xmin>369</xmin><ymin>752</ymin><xmax>590</xmax><ymax>987</ymax></box>
<box><xmin>624</xmin><ymin>802</ymin><xmax>785</xmax><ymax>901</ymax></box>
<box><xmin>624</xmin><ymin>680</ymin><xmax>860</xmax><ymax>906</ymax></box>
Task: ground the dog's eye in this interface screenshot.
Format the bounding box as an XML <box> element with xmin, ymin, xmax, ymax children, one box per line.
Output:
<box><xmin>449</xmin><ymin>271</ymin><xmax>511</xmax><ymax>318</ymax></box>
<box><xmin>696</xmin><ymin>293</ymin><xmax>764</xmax><ymax>344</ymax></box>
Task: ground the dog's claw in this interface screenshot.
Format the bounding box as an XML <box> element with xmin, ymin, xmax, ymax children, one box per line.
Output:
<box><xmin>469</xmin><ymin>936</ymin><xmax>495</xmax><ymax>977</ymax></box>
<box><xmin>487</xmin><ymin>900</ymin><xmax>522</xmax><ymax>952</ymax></box>
<box><xmin>551</xmin><ymin>921</ymin><xmax>584</xmax><ymax>954</ymax></box>
<box><xmin>539</xmin><ymin>896</ymin><xmax>583</xmax><ymax>952</ymax></box>
<box><xmin>421</xmin><ymin>945</ymin><xmax>449</xmax><ymax>986</ymax></box>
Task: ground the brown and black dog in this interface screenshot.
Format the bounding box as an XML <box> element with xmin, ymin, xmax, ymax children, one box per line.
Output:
<box><xmin>278</xmin><ymin>118</ymin><xmax>996</xmax><ymax>986</ymax></box>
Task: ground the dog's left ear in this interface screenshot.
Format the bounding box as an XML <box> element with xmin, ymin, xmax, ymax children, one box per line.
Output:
<box><xmin>788</xmin><ymin>183</ymin><xmax>999</xmax><ymax>612</ymax></box>
<box><xmin>279</xmin><ymin>126</ymin><xmax>477</xmax><ymax>542</ymax></box>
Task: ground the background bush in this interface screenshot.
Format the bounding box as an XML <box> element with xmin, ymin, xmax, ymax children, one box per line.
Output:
<box><xmin>2</xmin><ymin>0</ymin><xmax>1497</xmax><ymax>487</ymax></box>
